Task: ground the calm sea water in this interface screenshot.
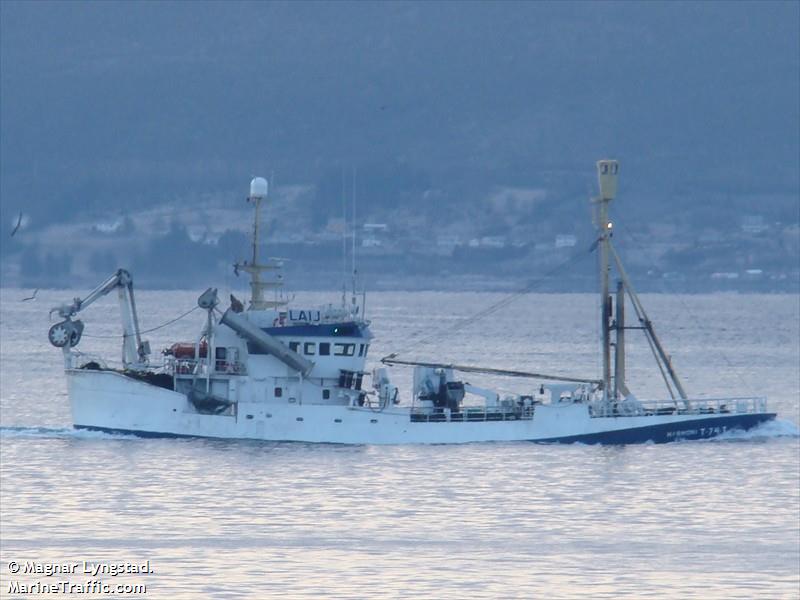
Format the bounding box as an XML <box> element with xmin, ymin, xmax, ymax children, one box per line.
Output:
<box><xmin>1</xmin><ymin>289</ymin><xmax>798</xmax><ymax>599</ymax></box>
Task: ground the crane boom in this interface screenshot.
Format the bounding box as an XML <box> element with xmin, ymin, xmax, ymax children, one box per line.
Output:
<box><xmin>51</xmin><ymin>269</ymin><xmax>150</xmax><ymax>369</ymax></box>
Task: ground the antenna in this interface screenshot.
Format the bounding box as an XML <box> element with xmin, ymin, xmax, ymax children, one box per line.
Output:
<box><xmin>270</xmin><ymin>169</ymin><xmax>277</xmax><ymax>306</ymax></box>
<box><xmin>341</xmin><ymin>167</ymin><xmax>347</xmax><ymax>308</ymax></box>
<box><xmin>351</xmin><ymin>167</ymin><xmax>357</xmax><ymax>309</ymax></box>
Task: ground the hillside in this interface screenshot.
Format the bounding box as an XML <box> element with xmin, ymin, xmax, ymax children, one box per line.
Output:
<box><xmin>1</xmin><ymin>1</ymin><xmax>798</xmax><ymax>290</ymax></box>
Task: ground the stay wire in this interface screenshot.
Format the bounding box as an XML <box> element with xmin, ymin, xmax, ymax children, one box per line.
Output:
<box><xmin>384</xmin><ymin>243</ymin><xmax>596</xmax><ymax>360</ymax></box>
<box><xmin>612</xmin><ymin>213</ymin><xmax>750</xmax><ymax>392</ymax></box>
<box><xmin>81</xmin><ymin>305</ymin><xmax>201</xmax><ymax>339</ymax></box>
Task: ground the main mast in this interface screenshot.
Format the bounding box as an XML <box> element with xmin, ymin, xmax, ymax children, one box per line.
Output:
<box><xmin>593</xmin><ymin>160</ymin><xmax>688</xmax><ymax>405</ymax></box>
<box><xmin>594</xmin><ymin>160</ymin><xmax>618</xmax><ymax>400</ymax></box>
<box><xmin>235</xmin><ymin>177</ymin><xmax>287</xmax><ymax>310</ymax></box>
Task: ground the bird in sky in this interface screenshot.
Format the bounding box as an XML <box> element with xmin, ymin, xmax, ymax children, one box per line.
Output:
<box><xmin>22</xmin><ymin>289</ymin><xmax>38</xmax><ymax>302</ymax></box>
<box><xmin>10</xmin><ymin>212</ymin><xmax>22</xmax><ymax>237</ymax></box>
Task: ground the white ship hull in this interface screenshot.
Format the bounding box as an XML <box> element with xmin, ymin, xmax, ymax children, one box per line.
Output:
<box><xmin>67</xmin><ymin>370</ymin><xmax>774</xmax><ymax>445</ymax></box>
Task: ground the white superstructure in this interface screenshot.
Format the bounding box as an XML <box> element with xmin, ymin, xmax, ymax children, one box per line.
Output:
<box><xmin>50</xmin><ymin>167</ymin><xmax>775</xmax><ymax>444</ymax></box>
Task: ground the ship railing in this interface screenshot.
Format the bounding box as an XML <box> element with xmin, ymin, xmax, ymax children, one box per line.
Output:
<box><xmin>165</xmin><ymin>357</ymin><xmax>247</xmax><ymax>377</ymax></box>
<box><xmin>590</xmin><ymin>396</ymin><xmax>768</xmax><ymax>418</ymax></box>
<box><xmin>646</xmin><ymin>396</ymin><xmax>767</xmax><ymax>416</ymax></box>
<box><xmin>410</xmin><ymin>405</ymin><xmax>536</xmax><ymax>423</ymax></box>
<box><xmin>214</xmin><ymin>359</ymin><xmax>247</xmax><ymax>376</ymax></box>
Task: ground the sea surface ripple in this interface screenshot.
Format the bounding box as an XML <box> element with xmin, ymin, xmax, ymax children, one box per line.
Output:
<box><xmin>1</xmin><ymin>289</ymin><xmax>798</xmax><ymax>599</ymax></box>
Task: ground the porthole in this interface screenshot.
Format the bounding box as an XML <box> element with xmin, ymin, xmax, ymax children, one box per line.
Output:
<box><xmin>334</xmin><ymin>418</ymin><xmax>342</xmax><ymax>423</ymax></box>
<box><xmin>246</xmin><ymin>414</ymin><xmax>254</xmax><ymax>420</ymax></box>
<box><xmin>370</xmin><ymin>419</ymin><xmax>378</xmax><ymax>424</ymax></box>
<box><xmin>296</xmin><ymin>417</ymin><xmax>304</xmax><ymax>422</ymax></box>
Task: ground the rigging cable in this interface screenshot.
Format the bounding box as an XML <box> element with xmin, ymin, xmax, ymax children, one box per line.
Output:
<box><xmin>382</xmin><ymin>242</ymin><xmax>596</xmax><ymax>361</ymax></box>
<box><xmin>613</xmin><ymin>213</ymin><xmax>751</xmax><ymax>393</ymax></box>
<box><xmin>81</xmin><ymin>305</ymin><xmax>201</xmax><ymax>339</ymax></box>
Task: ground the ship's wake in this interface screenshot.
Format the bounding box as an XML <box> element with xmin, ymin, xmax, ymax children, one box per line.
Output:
<box><xmin>0</xmin><ymin>426</ymin><xmax>139</xmax><ymax>440</ymax></box>
<box><xmin>701</xmin><ymin>418</ymin><xmax>800</xmax><ymax>442</ymax></box>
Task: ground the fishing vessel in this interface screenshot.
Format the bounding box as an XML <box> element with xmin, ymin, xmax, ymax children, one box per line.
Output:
<box><xmin>48</xmin><ymin>161</ymin><xmax>775</xmax><ymax>443</ymax></box>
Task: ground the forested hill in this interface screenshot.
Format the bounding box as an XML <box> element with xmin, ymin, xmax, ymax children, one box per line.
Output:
<box><xmin>1</xmin><ymin>2</ymin><xmax>798</xmax><ymax>290</ymax></box>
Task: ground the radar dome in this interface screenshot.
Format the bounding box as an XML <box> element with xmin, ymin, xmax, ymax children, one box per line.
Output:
<box><xmin>250</xmin><ymin>177</ymin><xmax>268</xmax><ymax>199</ymax></box>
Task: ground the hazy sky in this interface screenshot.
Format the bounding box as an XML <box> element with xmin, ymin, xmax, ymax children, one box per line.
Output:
<box><xmin>1</xmin><ymin>0</ymin><xmax>798</xmax><ymax>224</ymax></box>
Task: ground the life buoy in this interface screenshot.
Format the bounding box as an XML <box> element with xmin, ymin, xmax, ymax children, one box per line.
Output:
<box><xmin>168</xmin><ymin>341</ymin><xmax>207</xmax><ymax>359</ymax></box>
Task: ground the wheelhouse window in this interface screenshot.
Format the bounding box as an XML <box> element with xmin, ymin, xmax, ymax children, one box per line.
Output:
<box><xmin>334</xmin><ymin>343</ymin><xmax>356</xmax><ymax>357</ymax></box>
<box><xmin>358</xmin><ymin>344</ymin><xmax>365</xmax><ymax>357</ymax></box>
<box><xmin>339</xmin><ymin>370</ymin><xmax>354</xmax><ymax>388</ymax></box>
<box><xmin>289</xmin><ymin>342</ymin><xmax>299</xmax><ymax>352</ymax></box>
<box><xmin>322</xmin><ymin>389</ymin><xmax>330</xmax><ymax>399</ymax></box>
<box><xmin>215</xmin><ymin>347</ymin><xmax>227</xmax><ymax>370</ymax></box>
<box><xmin>304</xmin><ymin>342</ymin><xmax>316</xmax><ymax>356</ymax></box>
<box><xmin>274</xmin><ymin>387</ymin><xmax>283</xmax><ymax>398</ymax></box>
<box><xmin>319</xmin><ymin>342</ymin><xmax>330</xmax><ymax>356</ymax></box>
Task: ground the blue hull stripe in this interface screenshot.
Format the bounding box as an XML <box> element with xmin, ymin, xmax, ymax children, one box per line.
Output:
<box><xmin>536</xmin><ymin>413</ymin><xmax>776</xmax><ymax>445</ymax></box>
<box><xmin>75</xmin><ymin>413</ymin><xmax>776</xmax><ymax>445</ymax></box>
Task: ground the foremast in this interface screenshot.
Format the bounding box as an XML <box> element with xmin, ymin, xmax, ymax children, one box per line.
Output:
<box><xmin>235</xmin><ymin>177</ymin><xmax>287</xmax><ymax>310</ymax></box>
